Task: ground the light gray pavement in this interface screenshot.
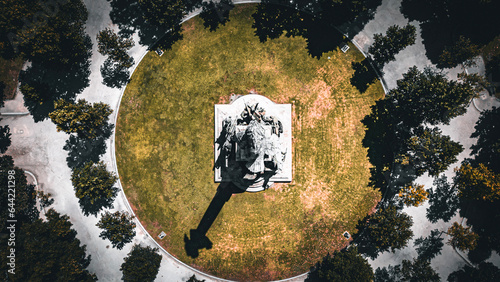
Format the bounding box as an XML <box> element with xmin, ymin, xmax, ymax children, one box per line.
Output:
<box><xmin>1</xmin><ymin>0</ymin><xmax>499</xmax><ymax>281</ymax></box>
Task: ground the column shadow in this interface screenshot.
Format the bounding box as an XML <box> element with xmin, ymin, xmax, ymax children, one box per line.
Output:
<box><xmin>184</xmin><ymin>182</ymin><xmax>242</xmax><ymax>258</ymax></box>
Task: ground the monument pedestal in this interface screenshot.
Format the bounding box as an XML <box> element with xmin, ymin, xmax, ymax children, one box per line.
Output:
<box><xmin>214</xmin><ymin>94</ymin><xmax>292</xmax><ymax>192</ymax></box>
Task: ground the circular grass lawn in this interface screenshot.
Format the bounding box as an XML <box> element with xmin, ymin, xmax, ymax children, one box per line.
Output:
<box><xmin>116</xmin><ymin>4</ymin><xmax>383</xmax><ymax>281</ymax></box>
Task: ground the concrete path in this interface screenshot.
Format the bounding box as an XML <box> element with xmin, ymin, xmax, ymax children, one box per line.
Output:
<box><xmin>1</xmin><ymin>0</ymin><xmax>498</xmax><ymax>281</ymax></box>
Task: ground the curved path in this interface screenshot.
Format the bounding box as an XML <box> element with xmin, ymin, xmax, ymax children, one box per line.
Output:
<box><xmin>1</xmin><ymin>0</ymin><xmax>499</xmax><ymax>281</ymax></box>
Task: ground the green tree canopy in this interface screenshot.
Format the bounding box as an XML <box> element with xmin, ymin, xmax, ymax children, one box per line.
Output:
<box><xmin>0</xmin><ymin>155</ymin><xmax>38</xmax><ymax>231</ymax></box>
<box><xmin>71</xmin><ymin>161</ymin><xmax>119</xmax><ymax>216</ymax></box>
<box><xmin>401</xmin><ymin>0</ymin><xmax>500</xmax><ymax>65</ymax></box>
<box><xmin>398</xmin><ymin>183</ymin><xmax>428</xmax><ymax>207</ymax></box>
<box><xmin>426</xmin><ymin>175</ymin><xmax>459</xmax><ymax>223</ymax></box>
<box><xmin>400</xmin><ymin>258</ymin><xmax>440</xmax><ymax>282</ymax></box>
<box><xmin>305</xmin><ymin>247</ymin><xmax>373</xmax><ymax>282</ymax></box>
<box><xmin>398</xmin><ymin>126</ymin><xmax>463</xmax><ymax>177</ymax></box>
<box><xmin>389</xmin><ymin>67</ymin><xmax>474</xmax><ymax>129</ymax></box>
<box><xmin>448</xmin><ymin>262</ymin><xmax>500</xmax><ymax>282</ymax></box>
<box><xmin>455</xmin><ymin>163</ymin><xmax>500</xmax><ymax>202</ymax></box>
<box><xmin>369</xmin><ymin>24</ymin><xmax>417</xmax><ymax>67</ymax></box>
<box><xmin>375</xmin><ymin>259</ymin><xmax>439</xmax><ymax>282</ymax></box>
<box><xmin>355</xmin><ymin>206</ymin><xmax>414</xmax><ymax>258</ymax></box>
<box><xmin>96</xmin><ymin>211</ymin><xmax>136</xmax><ymax>250</ymax></box>
<box><xmin>12</xmin><ymin>0</ymin><xmax>93</xmax><ymax>122</ymax></box>
<box><xmin>49</xmin><ymin>99</ymin><xmax>113</xmax><ymax>140</ymax></box>
<box><xmin>447</xmin><ymin>222</ymin><xmax>479</xmax><ymax>252</ymax></box>
<box><xmin>107</xmin><ymin>0</ymin><xmax>189</xmax><ymax>50</ymax></box>
<box><xmin>414</xmin><ymin>229</ymin><xmax>444</xmax><ymax>261</ymax></box>
<box><xmin>438</xmin><ymin>36</ymin><xmax>480</xmax><ymax>68</ymax></box>
<box><xmin>97</xmin><ymin>28</ymin><xmax>134</xmax><ymax>64</ymax></box>
<box><xmin>0</xmin><ymin>209</ymin><xmax>96</xmax><ymax>281</ymax></box>
<box><xmin>0</xmin><ymin>121</ymin><xmax>11</xmax><ymax>153</ymax></box>
<box><xmin>96</xmin><ymin>28</ymin><xmax>134</xmax><ymax>88</ymax></box>
<box><xmin>470</xmin><ymin>107</ymin><xmax>500</xmax><ymax>173</ymax></box>
<box><xmin>120</xmin><ymin>244</ymin><xmax>162</xmax><ymax>282</ymax></box>
<box><xmin>1</xmin><ymin>0</ymin><xmax>92</xmax><ymax>67</ymax></box>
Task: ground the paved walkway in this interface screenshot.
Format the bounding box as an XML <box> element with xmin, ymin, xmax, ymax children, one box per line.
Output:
<box><xmin>1</xmin><ymin>0</ymin><xmax>498</xmax><ymax>281</ymax></box>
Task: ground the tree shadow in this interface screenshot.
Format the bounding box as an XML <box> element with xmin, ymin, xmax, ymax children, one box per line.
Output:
<box><xmin>200</xmin><ymin>0</ymin><xmax>234</xmax><ymax>32</ymax></box>
<box><xmin>459</xmin><ymin>199</ymin><xmax>500</xmax><ymax>254</ymax></box>
<box><xmin>184</xmin><ymin>182</ymin><xmax>242</xmax><ymax>258</ymax></box>
<box><xmin>401</xmin><ymin>0</ymin><xmax>500</xmax><ymax>66</ymax></box>
<box><xmin>78</xmin><ymin>186</ymin><xmax>119</xmax><ymax>217</ymax></box>
<box><xmin>108</xmin><ymin>0</ymin><xmax>195</xmax><ymax>51</ymax></box>
<box><xmin>352</xmin><ymin>215</ymin><xmax>382</xmax><ymax>259</ymax></box>
<box><xmin>351</xmin><ymin>59</ymin><xmax>378</xmax><ymax>93</ymax></box>
<box><xmin>63</xmin><ymin>135</ymin><xmax>108</xmax><ymax>169</ymax></box>
<box><xmin>100</xmin><ymin>58</ymin><xmax>132</xmax><ymax>89</ymax></box>
<box><xmin>252</xmin><ymin>1</ymin><xmax>378</xmax><ymax>59</ymax></box>
<box><xmin>425</xmin><ymin>175</ymin><xmax>459</xmax><ymax>223</ymax></box>
<box><xmin>361</xmin><ymin>100</ymin><xmax>398</xmax><ymax>195</ymax></box>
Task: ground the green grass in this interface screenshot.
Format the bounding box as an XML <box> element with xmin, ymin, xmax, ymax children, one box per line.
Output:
<box><xmin>116</xmin><ymin>4</ymin><xmax>383</xmax><ymax>281</ymax></box>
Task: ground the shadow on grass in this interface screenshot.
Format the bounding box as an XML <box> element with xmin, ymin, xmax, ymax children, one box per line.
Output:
<box><xmin>351</xmin><ymin>59</ymin><xmax>378</xmax><ymax>94</ymax></box>
<box><xmin>184</xmin><ymin>182</ymin><xmax>243</xmax><ymax>258</ymax></box>
<box><xmin>252</xmin><ymin>3</ymin><xmax>354</xmax><ymax>59</ymax></box>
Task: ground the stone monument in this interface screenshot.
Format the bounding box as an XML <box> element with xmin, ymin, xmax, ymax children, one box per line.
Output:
<box><xmin>214</xmin><ymin>94</ymin><xmax>292</xmax><ymax>192</ymax></box>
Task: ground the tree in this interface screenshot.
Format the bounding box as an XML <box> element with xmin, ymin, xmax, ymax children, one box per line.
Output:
<box><xmin>447</xmin><ymin>222</ymin><xmax>478</xmax><ymax>252</ymax></box>
<box><xmin>398</xmin><ymin>127</ymin><xmax>463</xmax><ymax>177</ymax></box>
<box><xmin>120</xmin><ymin>244</ymin><xmax>162</xmax><ymax>282</ymax></box>
<box><xmin>400</xmin><ymin>258</ymin><xmax>440</xmax><ymax>282</ymax></box>
<box><xmin>0</xmin><ymin>155</ymin><xmax>38</xmax><ymax>231</ymax></box>
<box><xmin>457</xmin><ymin>72</ymin><xmax>489</xmax><ymax>93</ymax></box>
<box><xmin>375</xmin><ymin>259</ymin><xmax>439</xmax><ymax>282</ymax></box>
<box><xmin>438</xmin><ymin>36</ymin><xmax>480</xmax><ymax>69</ymax></box>
<box><xmin>0</xmin><ymin>122</ymin><xmax>11</xmax><ymax>153</ymax></box>
<box><xmin>426</xmin><ymin>175</ymin><xmax>459</xmax><ymax>223</ymax></box>
<box><xmin>305</xmin><ymin>247</ymin><xmax>373</xmax><ymax>282</ymax></box>
<box><xmin>398</xmin><ymin>183</ymin><xmax>428</xmax><ymax>207</ymax></box>
<box><xmin>19</xmin><ymin>58</ymin><xmax>91</xmax><ymax>122</ymax></box>
<box><xmin>388</xmin><ymin>67</ymin><xmax>475</xmax><ymax>129</ymax></box>
<box><xmin>97</xmin><ymin>28</ymin><xmax>134</xmax><ymax>63</ymax></box>
<box><xmin>400</xmin><ymin>0</ymin><xmax>500</xmax><ymax>65</ymax></box>
<box><xmin>199</xmin><ymin>0</ymin><xmax>233</xmax><ymax>32</ymax></box>
<box><xmin>0</xmin><ymin>209</ymin><xmax>96</xmax><ymax>281</ymax></box>
<box><xmin>374</xmin><ymin>265</ymin><xmax>402</xmax><ymax>282</ymax></box>
<box><xmin>470</xmin><ymin>107</ymin><xmax>500</xmax><ymax>173</ymax></box>
<box><xmin>16</xmin><ymin>0</ymin><xmax>91</xmax><ymax>68</ymax></box>
<box><xmin>100</xmin><ymin>58</ymin><xmax>132</xmax><ymax>88</ymax></box>
<box><xmin>49</xmin><ymin>99</ymin><xmax>113</xmax><ymax>140</ymax></box>
<box><xmin>0</xmin><ymin>81</ymin><xmax>5</xmax><ymax>107</ymax></box>
<box><xmin>455</xmin><ymin>163</ymin><xmax>500</xmax><ymax>202</ymax></box>
<box><xmin>369</xmin><ymin>24</ymin><xmax>417</xmax><ymax>67</ymax></box>
<box><xmin>414</xmin><ymin>229</ymin><xmax>444</xmax><ymax>261</ymax></box>
<box><xmin>71</xmin><ymin>161</ymin><xmax>119</xmax><ymax>216</ymax></box>
<box><xmin>355</xmin><ymin>206</ymin><xmax>414</xmax><ymax>258</ymax></box>
<box><xmin>97</xmin><ymin>28</ymin><xmax>134</xmax><ymax>88</ymax></box>
<box><xmin>448</xmin><ymin>262</ymin><xmax>500</xmax><ymax>282</ymax></box>
<box><xmin>96</xmin><ymin>211</ymin><xmax>136</xmax><ymax>250</ymax></box>
<box><xmin>3</xmin><ymin>0</ymin><xmax>93</xmax><ymax>122</ymax></box>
